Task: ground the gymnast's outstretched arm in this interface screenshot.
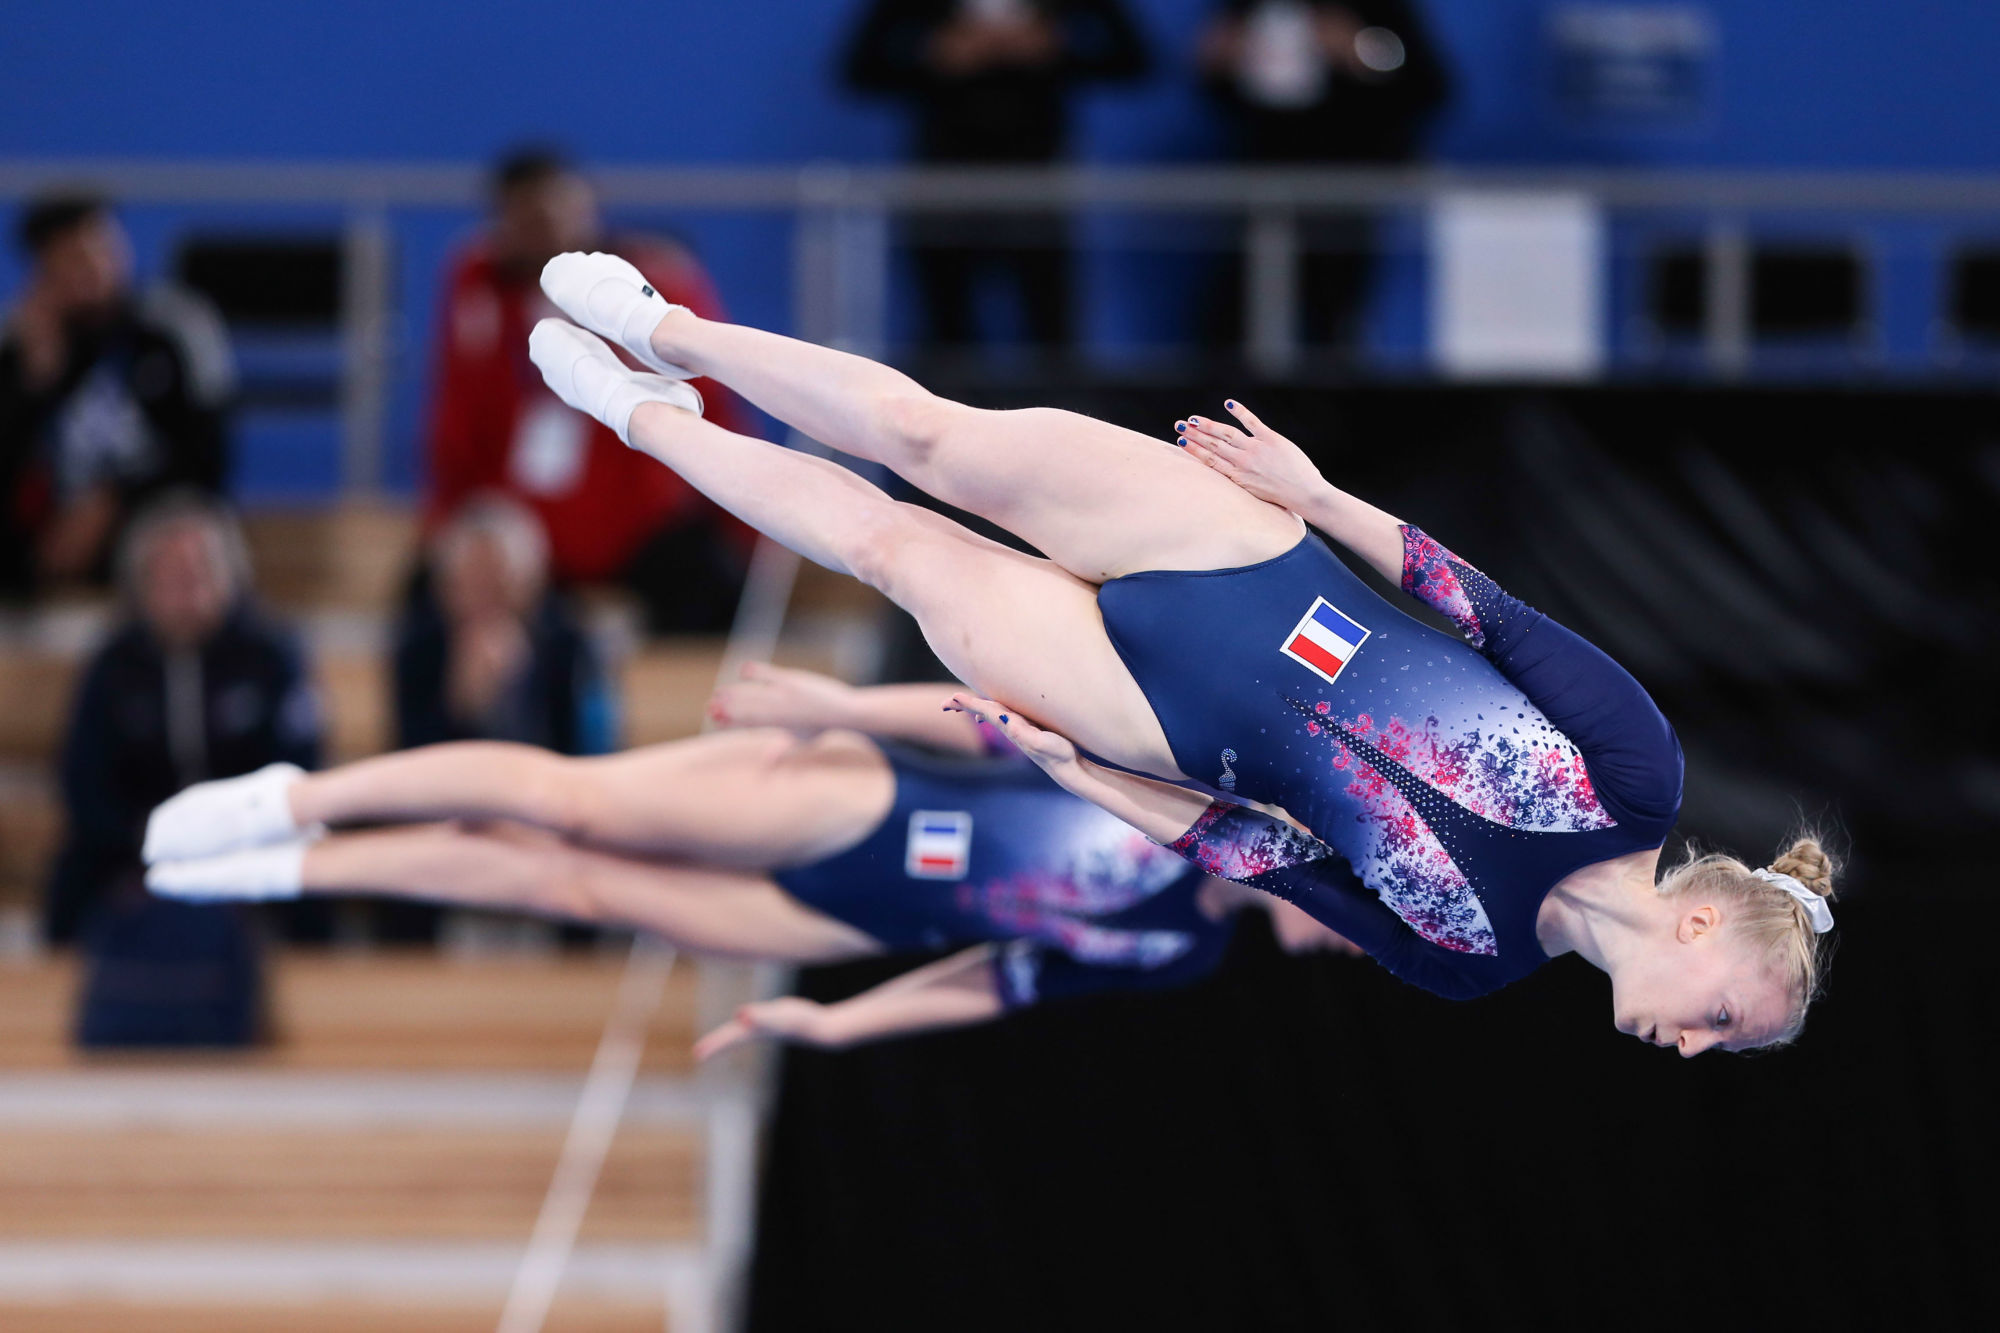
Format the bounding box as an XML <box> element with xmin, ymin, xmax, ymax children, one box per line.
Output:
<box><xmin>942</xmin><ymin>694</ymin><xmax>1211</xmax><ymax>842</ymax></box>
<box><xmin>706</xmin><ymin>662</ymin><xmax>992</xmax><ymax>755</ymax></box>
<box><xmin>693</xmin><ymin>945</ymin><xmax>1005</xmax><ymax>1059</ymax></box>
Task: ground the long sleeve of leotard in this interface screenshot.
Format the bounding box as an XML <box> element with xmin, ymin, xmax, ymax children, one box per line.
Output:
<box><xmin>1165</xmin><ymin>804</ymin><xmax>1504</xmax><ymax>999</ymax></box>
<box><xmin>1398</xmin><ymin>525</ymin><xmax>1683</xmax><ymax>821</ymax></box>
<box><xmin>991</xmin><ymin>924</ymin><xmax>1232</xmax><ymax>1010</ymax></box>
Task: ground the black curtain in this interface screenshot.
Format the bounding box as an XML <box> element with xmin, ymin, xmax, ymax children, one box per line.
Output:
<box><xmin>749</xmin><ymin>384</ymin><xmax>1996</xmax><ymax>1332</ymax></box>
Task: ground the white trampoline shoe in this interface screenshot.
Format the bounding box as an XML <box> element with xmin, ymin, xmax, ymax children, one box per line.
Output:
<box><xmin>539</xmin><ymin>250</ymin><xmax>694</xmax><ymax>376</ymax></box>
<box><xmin>147</xmin><ymin>841</ymin><xmax>309</xmax><ymax>902</ymax></box>
<box><xmin>142</xmin><ymin>762</ymin><xmax>311</xmax><ymax>865</ymax></box>
<box><xmin>528</xmin><ymin>318</ymin><xmax>703</xmax><ymax>446</ymax></box>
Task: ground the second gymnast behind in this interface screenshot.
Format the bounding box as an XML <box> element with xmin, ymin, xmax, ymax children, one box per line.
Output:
<box><xmin>142</xmin><ymin>664</ymin><xmax>1357</xmax><ymax>1056</ymax></box>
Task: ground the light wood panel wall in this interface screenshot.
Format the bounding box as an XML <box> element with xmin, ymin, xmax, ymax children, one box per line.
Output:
<box><xmin>0</xmin><ymin>1301</ymin><xmax>669</xmax><ymax>1332</ymax></box>
<box><xmin>0</xmin><ymin>1125</ymin><xmax>699</xmax><ymax>1241</ymax></box>
<box><xmin>0</xmin><ymin>953</ymin><xmax>706</xmax><ymax>1073</ymax></box>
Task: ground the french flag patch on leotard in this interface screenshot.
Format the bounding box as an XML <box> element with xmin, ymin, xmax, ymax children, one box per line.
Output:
<box><xmin>1280</xmin><ymin>597</ymin><xmax>1372</xmax><ymax>687</ymax></box>
<box><xmin>906</xmin><ymin>810</ymin><xmax>973</xmax><ymax>880</ymax></box>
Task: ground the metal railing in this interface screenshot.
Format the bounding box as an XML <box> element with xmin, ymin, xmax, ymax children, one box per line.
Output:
<box><xmin>8</xmin><ymin>158</ymin><xmax>2000</xmax><ymax>492</ymax></box>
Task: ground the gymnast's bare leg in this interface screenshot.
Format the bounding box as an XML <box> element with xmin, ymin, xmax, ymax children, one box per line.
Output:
<box><xmin>612</xmin><ymin>399</ymin><xmax>1185</xmax><ymax>774</ymax></box>
<box><xmin>541</xmin><ymin>252</ymin><xmax>1303</xmax><ymax>585</ymax></box>
<box><xmin>288</xmin><ymin>728</ymin><xmax>895</xmax><ymax>869</ymax></box>
<box><xmin>301</xmin><ymin>822</ymin><xmax>878</xmax><ymax>962</ymax></box>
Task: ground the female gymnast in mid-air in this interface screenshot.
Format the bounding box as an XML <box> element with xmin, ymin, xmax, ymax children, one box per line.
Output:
<box><xmin>144</xmin><ymin>664</ymin><xmax>1351</xmax><ymax>1056</ymax></box>
<box><xmin>499</xmin><ymin>251</ymin><xmax>1839</xmax><ymax>1055</ymax></box>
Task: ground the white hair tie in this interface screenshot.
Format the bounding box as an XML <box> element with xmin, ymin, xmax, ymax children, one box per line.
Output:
<box><xmin>1752</xmin><ymin>868</ymin><xmax>1835</xmax><ymax>934</ymax></box>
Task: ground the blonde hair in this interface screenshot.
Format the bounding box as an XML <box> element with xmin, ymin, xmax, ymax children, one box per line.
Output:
<box><xmin>1655</xmin><ymin>833</ymin><xmax>1838</xmax><ymax>1046</ymax></box>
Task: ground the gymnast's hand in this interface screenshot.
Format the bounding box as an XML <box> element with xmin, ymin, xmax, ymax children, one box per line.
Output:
<box><xmin>694</xmin><ymin>997</ymin><xmax>835</xmax><ymax>1060</ymax></box>
<box><xmin>1174</xmin><ymin>400</ymin><xmax>1326</xmax><ymax>514</ymax></box>
<box><xmin>706</xmin><ymin>661</ymin><xmax>852</xmax><ymax>732</ymax></box>
<box><xmin>944</xmin><ymin>694</ymin><xmax>1079</xmax><ymax>773</ymax></box>
<box><xmin>950</xmin><ymin>693</ymin><xmax>1214</xmax><ymax>846</ymax></box>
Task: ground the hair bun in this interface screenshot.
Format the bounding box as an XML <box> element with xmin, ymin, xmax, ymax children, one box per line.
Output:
<box><xmin>1769</xmin><ymin>838</ymin><xmax>1836</xmax><ymax>898</ymax></box>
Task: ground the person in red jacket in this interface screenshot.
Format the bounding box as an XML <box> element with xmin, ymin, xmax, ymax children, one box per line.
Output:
<box><xmin>422</xmin><ymin>148</ymin><xmax>752</xmax><ymax>631</ymax></box>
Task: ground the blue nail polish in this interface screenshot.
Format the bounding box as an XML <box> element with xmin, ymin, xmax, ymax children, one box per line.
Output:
<box><xmin>1175</xmin><ymin>422</ymin><xmax>1186</xmax><ymax>432</ymax></box>
<box><xmin>999</xmin><ymin>715</ymin><xmax>1009</xmax><ymax>724</ymax></box>
<box><xmin>1226</xmin><ymin>400</ymin><xmax>1236</xmax><ymax>407</ymax></box>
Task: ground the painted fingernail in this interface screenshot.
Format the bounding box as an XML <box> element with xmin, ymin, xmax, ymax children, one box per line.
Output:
<box><xmin>1226</xmin><ymin>400</ymin><xmax>1237</xmax><ymax>408</ymax></box>
<box><xmin>999</xmin><ymin>715</ymin><xmax>1009</xmax><ymax>724</ymax></box>
<box><xmin>1175</xmin><ymin>422</ymin><xmax>1186</xmax><ymax>432</ymax></box>
<box><xmin>1190</xmin><ymin>416</ymin><xmax>1201</xmax><ymax>424</ymax></box>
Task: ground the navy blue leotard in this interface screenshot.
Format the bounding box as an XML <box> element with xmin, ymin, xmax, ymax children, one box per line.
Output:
<box><xmin>1095</xmin><ymin>525</ymin><xmax>1683</xmax><ymax>1000</ymax></box>
<box><xmin>771</xmin><ymin>743</ymin><xmax>1231</xmax><ymax>1008</ymax></box>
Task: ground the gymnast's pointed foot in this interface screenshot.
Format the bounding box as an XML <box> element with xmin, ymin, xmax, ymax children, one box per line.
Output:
<box><xmin>142</xmin><ymin>762</ymin><xmax>312</xmax><ymax>864</ymax></box>
<box><xmin>539</xmin><ymin>250</ymin><xmax>694</xmax><ymax>377</ymax></box>
<box><xmin>147</xmin><ymin>840</ymin><xmax>311</xmax><ymax>902</ymax></box>
<box><xmin>528</xmin><ymin>318</ymin><xmax>704</xmax><ymax>446</ymax></box>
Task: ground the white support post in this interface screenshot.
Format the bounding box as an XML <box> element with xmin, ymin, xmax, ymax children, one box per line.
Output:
<box><xmin>1246</xmin><ymin>207</ymin><xmax>1301</xmax><ymax>376</ymax></box>
<box><xmin>338</xmin><ymin>205</ymin><xmax>393</xmax><ymax>495</ymax></box>
<box><xmin>793</xmin><ymin>165</ymin><xmax>853</xmax><ymax>348</ymax></box>
<box><xmin>1704</xmin><ymin>219</ymin><xmax>1751</xmax><ymax>378</ymax></box>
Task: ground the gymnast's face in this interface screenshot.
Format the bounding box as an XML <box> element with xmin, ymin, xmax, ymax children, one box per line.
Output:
<box><xmin>1609</xmin><ymin>905</ymin><xmax>1791</xmax><ymax>1057</ymax></box>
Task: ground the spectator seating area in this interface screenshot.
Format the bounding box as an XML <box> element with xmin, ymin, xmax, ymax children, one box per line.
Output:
<box><xmin>0</xmin><ymin>494</ymin><xmax>889</xmax><ymax>1329</ymax></box>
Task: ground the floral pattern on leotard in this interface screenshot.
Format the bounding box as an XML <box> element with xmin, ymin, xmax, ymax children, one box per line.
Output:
<box><xmin>1169</xmin><ymin>802</ymin><xmax>1327</xmax><ymax>880</ymax></box>
<box><xmin>1308</xmin><ymin>718</ymin><xmax>1497</xmax><ymax>955</ymax></box>
<box><xmin>1318</xmin><ymin>704</ymin><xmax>1615</xmax><ymax>834</ymax></box>
<box><xmin>958</xmin><ymin>818</ymin><xmax>1195</xmax><ymax>967</ymax></box>
<box><xmin>1400</xmin><ymin>525</ymin><xmax>1484</xmax><ymax>646</ymax></box>
<box><xmin>1169</xmin><ymin>779</ymin><xmax>1495</xmax><ymax>957</ymax></box>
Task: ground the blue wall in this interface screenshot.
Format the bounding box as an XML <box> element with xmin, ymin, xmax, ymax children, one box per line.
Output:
<box><xmin>7</xmin><ymin>1</ymin><xmax>1998</xmax><ymax>169</ymax></box>
<box><xmin>6</xmin><ymin>2</ymin><xmax>1998</xmax><ymax>495</ymax></box>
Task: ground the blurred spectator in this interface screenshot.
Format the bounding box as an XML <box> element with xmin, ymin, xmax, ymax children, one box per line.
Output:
<box><xmin>46</xmin><ymin>492</ymin><xmax>321</xmax><ymax>948</ymax></box>
<box><xmin>396</xmin><ymin>494</ymin><xmax>615</xmax><ymax>755</ymax></box>
<box><xmin>843</xmin><ymin>0</ymin><xmax>1149</xmax><ymax>350</ymax></box>
<box><xmin>0</xmin><ymin>192</ymin><xmax>233</xmax><ymax>600</ymax></box>
<box><xmin>389</xmin><ymin>495</ymin><xmax>614</xmax><ymax>943</ymax></box>
<box><xmin>422</xmin><ymin>147</ymin><xmax>750</xmax><ymax>634</ymax></box>
<box><xmin>1199</xmin><ymin>1</ymin><xmax>1449</xmax><ymax>348</ymax></box>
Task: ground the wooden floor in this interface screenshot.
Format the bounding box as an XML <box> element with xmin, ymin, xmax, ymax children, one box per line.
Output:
<box><xmin>0</xmin><ymin>949</ymin><xmax>742</xmax><ymax>1327</ymax></box>
<box><xmin>0</xmin><ymin>1124</ymin><xmax>700</xmax><ymax>1241</ymax></box>
<box><xmin>0</xmin><ymin>952</ymin><xmax>707</xmax><ymax>1072</ymax></box>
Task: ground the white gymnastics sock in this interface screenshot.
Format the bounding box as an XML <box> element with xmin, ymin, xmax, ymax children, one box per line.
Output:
<box><xmin>143</xmin><ymin>762</ymin><xmax>313</xmax><ymax>865</ymax></box>
<box><xmin>147</xmin><ymin>841</ymin><xmax>309</xmax><ymax>902</ymax></box>
<box><xmin>529</xmin><ymin>318</ymin><xmax>704</xmax><ymax>447</ymax></box>
<box><xmin>539</xmin><ymin>250</ymin><xmax>695</xmax><ymax>376</ymax></box>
